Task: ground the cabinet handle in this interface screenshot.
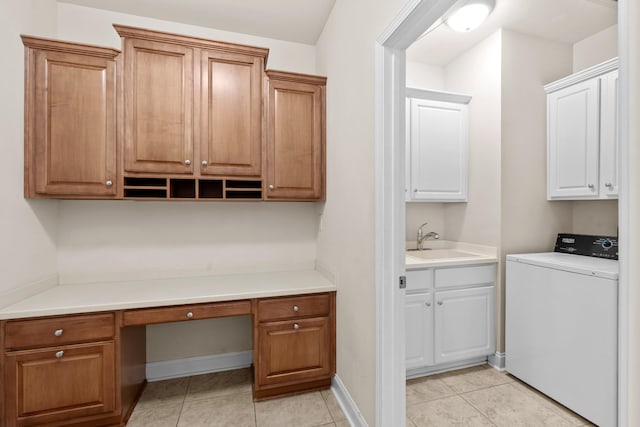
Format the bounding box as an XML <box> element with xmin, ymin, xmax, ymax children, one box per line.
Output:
<box><xmin>414</xmin><ymin>189</ymin><xmax>418</xmax><ymax>193</ymax></box>
<box><xmin>55</xmin><ymin>351</ymin><xmax>64</xmax><ymax>359</ymax></box>
<box><xmin>54</xmin><ymin>329</ymin><xmax>64</xmax><ymax>337</ymax></box>
<box><xmin>105</xmin><ymin>180</ymin><xmax>113</xmax><ymax>187</ymax></box>
<box><xmin>186</xmin><ymin>312</ymin><xmax>194</xmax><ymax>319</ymax></box>
<box><xmin>425</xmin><ymin>302</ymin><xmax>431</xmax><ymax>307</ymax></box>
<box><xmin>293</xmin><ymin>305</ymin><xmax>299</xmax><ymax>312</ymax></box>
<box><xmin>605</xmin><ymin>182</ymin><xmax>613</xmax><ymax>189</ymax></box>
<box><xmin>588</xmin><ymin>184</ymin><xmax>595</xmax><ymax>190</ymax></box>
<box><xmin>437</xmin><ymin>301</ymin><xmax>443</xmax><ymax>306</ymax></box>
<box><xmin>293</xmin><ymin>323</ymin><xmax>300</xmax><ymax>330</ymax></box>
<box><xmin>184</xmin><ymin>160</ymin><xmax>191</xmax><ymax>166</ymax></box>
<box><xmin>269</xmin><ymin>184</ymin><xmax>274</xmax><ymax>190</ymax></box>
<box><xmin>202</xmin><ymin>160</ymin><xmax>208</xmax><ymax>167</ymax></box>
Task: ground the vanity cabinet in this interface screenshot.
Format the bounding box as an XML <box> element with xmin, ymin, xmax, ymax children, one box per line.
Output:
<box><xmin>405</xmin><ymin>88</ymin><xmax>471</xmax><ymax>202</ymax></box>
<box><xmin>405</xmin><ymin>264</ymin><xmax>495</xmax><ymax>375</ymax></box>
<box><xmin>22</xmin><ymin>36</ymin><xmax>119</xmax><ymax>198</ymax></box>
<box><xmin>545</xmin><ymin>58</ymin><xmax>619</xmax><ymax>200</ymax></box>
<box><xmin>264</xmin><ymin>71</ymin><xmax>326</xmax><ymax>200</ymax></box>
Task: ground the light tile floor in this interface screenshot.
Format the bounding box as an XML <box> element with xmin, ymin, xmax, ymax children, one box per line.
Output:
<box><xmin>129</xmin><ymin>365</ymin><xmax>595</xmax><ymax>427</ymax></box>
<box><xmin>127</xmin><ymin>367</ymin><xmax>349</xmax><ymax>427</ymax></box>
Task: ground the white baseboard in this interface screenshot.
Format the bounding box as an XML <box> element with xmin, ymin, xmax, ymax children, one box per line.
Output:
<box><xmin>0</xmin><ymin>275</ymin><xmax>57</xmax><ymax>308</ymax></box>
<box><xmin>488</xmin><ymin>352</ymin><xmax>506</xmax><ymax>371</ymax></box>
<box><xmin>146</xmin><ymin>351</ymin><xmax>252</xmax><ymax>382</ymax></box>
<box><xmin>331</xmin><ymin>374</ymin><xmax>368</xmax><ymax>427</ymax></box>
<box><xmin>406</xmin><ymin>356</ymin><xmax>487</xmax><ymax>380</ymax></box>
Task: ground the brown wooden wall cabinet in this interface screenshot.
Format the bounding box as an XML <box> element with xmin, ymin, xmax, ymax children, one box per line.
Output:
<box><xmin>2</xmin><ymin>292</ymin><xmax>335</xmax><ymax>426</ymax></box>
<box><xmin>22</xmin><ymin>26</ymin><xmax>325</xmax><ymax>201</ymax></box>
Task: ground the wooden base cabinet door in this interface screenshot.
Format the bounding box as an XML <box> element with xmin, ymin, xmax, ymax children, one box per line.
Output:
<box><xmin>5</xmin><ymin>342</ymin><xmax>117</xmax><ymax>426</ymax></box>
<box><xmin>257</xmin><ymin>317</ymin><xmax>331</xmax><ymax>387</ymax></box>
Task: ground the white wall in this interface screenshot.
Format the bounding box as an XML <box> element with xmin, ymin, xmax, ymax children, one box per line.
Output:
<box><xmin>406</xmin><ymin>60</ymin><xmax>444</xmax><ymax>90</ymax></box>
<box><xmin>573</xmin><ymin>24</ymin><xmax>618</xmax><ymax>72</ymax></box>
<box><xmin>54</xmin><ymin>4</ymin><xmax>320</xmax><ymax>362</ymax></box>
<box><xmin>0</xmin><ymin>0</ymin><xmax>59</xmax><ymax>307</ymax></box>
<box><xmin>315</xmin><ymin>0</ymin><xmax>407</xmax><ymax>423</ymax></box>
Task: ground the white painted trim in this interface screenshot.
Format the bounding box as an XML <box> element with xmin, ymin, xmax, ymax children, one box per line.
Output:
<box><xmin>406</xmin><ymin>357</ymin><xmax>488</xmax><ymax>379</ymax></box>
<box><xmin>488</xmin><ymin>352</ymin><xmax>506</xmax><ymax>371</ymax></box>
<box><xmin>405</xmin><ymin>87</ymin><xmax>472</xmax><ymax>104</ymax></box>
<box><xmin>145</xmin><ymin>350</ymin><xmax>252</xmax><ymax>382</ymax></box>
<box><xmin>0</xmin><ymin>275</ymin><xmax>58</xmax><ymax>308</ymax></box>
<box><xmin>331</xmin><ymin>374</ymin><xmax>368</xmax><ymax>427</ymax></box>
<box><xmin>544</xmin><ymin>57</ymin><xmax>618</xmax><ymax>93</ymax></box>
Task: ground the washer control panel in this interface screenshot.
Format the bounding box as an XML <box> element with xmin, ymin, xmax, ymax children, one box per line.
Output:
<box><xmin>554</xmin><ymin>233</ymin><xmax>618</xmax><ymax>260</ymax></box>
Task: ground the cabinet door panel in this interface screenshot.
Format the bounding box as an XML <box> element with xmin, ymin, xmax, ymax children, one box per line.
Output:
<box><xmin>201</xmin><ymin>51</ymin><xmax>262</xmax><ymax>176</ymax></box>
<box><xmin>434</xmin><ymin>286</ymin><xmax>494</xmax><ymax>364</ymax></box>
<box><xmin>547</xmin><ymin>79</ymin><xmax>600</xmax><ymax>199</ymax></box>
<box><xmin>5</xmin><ymin>342</ymin><xmax>116</xmax><ymax>426</ymax></box>
<box><xmin>123</xmin><ymin>39</ymin><xmax>193</xmax><ymax>174</ymax></box>
<box><xmin>405</xmin><ymin>293</ymin><xmax>434</xmax><ymax>370</ymax></box>
<box><xmin>599</xmin><ymin>70</ymin><xmax>619</xmax><ymax>198</ymax></box>
<box><xmin>32</xmin><ymin>50</ymin><xmax>116</xmax><ymax>196</ymax></box>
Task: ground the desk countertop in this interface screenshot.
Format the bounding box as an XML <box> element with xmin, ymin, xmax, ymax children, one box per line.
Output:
<box><xmin>0</xmin><ymin>270</ymin><xmax>336</xmax><ymax>320</ymax></box>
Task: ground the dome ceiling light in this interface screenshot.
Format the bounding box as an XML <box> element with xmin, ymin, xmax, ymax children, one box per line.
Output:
<box><xmin>445</xmin><ymin>0</ymin><xmax>496</xmax><ymax>32</ymax></box>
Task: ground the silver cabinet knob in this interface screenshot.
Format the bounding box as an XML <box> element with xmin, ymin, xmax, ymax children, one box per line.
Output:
<box><xmin>425</xmin><ymin>302</ymin><xmax>431</xmax><ymax>307</ymax></box>
<box><xmin>184</xmin><ymin>160</ymin><xmax>191</xmax><ymax>165</ymax></box>
<box><xmin>268</xmin><ymin>184</ymin><xmax>274</xmax><ymax>190</ymax></box>
<box><xmin>293</xmin><ymin>305</ymin><xmax>299</xmax><ymax>312</ymax></box>
<box><xmin>437</xmin><ymin>301</ymin><xmax>443</xmax><ymax>306</ymax></box>
<box><xmin>605</xmin><ymin>182</ymin><xmax>613</xmax><ymax>188</ymax></box>
<box><xmin>186</xmin><ymin>312</ymin><xmax>194</xmax><ymax>319</ymax></box>
<box><xmin>588</xmin><ymin>184</ymin><xmax>595</xmax><ymax>190</ymax></box>
<box><xmin>105</xmin><ymin>180</ymin><xmax>113</xmax><ymax>187</ymax></box>
<box><xmin>54</xmin><ymin>329</ymin><xmax>63</xmax><ymax>337</ymax></box>
<box><xmin>55</xmin><ymin>351</ymin><xmax>64</xmax><ymax>359</ymax></box>
<box><xmin>201</xmin><ymin>160</ymin><xmax>208</xmax><ymax>167</ymax></box>
<box><xmin>414</xmin><ymin>189</ymin><xmax>418</xmax><ymax>193</ymax></box>
<box><xmin>293</xmin><ymin>323</ymin><xmax>300</xmax><ymax>330</ymax></box>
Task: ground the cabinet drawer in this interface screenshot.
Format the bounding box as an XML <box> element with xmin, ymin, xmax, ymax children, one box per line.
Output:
<box><xmin>435</xmin><ymin>264</ymin><xmax>496</xmax><ymax>289</ymax></box>
<box><xmin>5</xmin><ymin>313</ymin><xmax>115</xmax><ymax>351</ymax></box>
<box><xmin>406</xmin><ymin>268</ymin><xmax>434</xmax><ymax>292</ymax></box>
<box><xmin>122</xmin><ymin>300</ymin><xmax>251</xmax><ymax>326</ymax></box>
<box><xmin>257</xmin><ymin>294</ymin><xmax>330</xmax><ymax>322</ymax></box>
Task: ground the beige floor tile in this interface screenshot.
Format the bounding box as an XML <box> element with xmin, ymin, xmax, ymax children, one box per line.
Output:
<box><xmin>461</xmin><ymin>383</ymin><xmax>575</xmax><ymax>426</ymax></box>
<box><xmin>177</xmin><ymin>392</ymin><xmax>256</xmax><ymax>427</ymax></box>
<box><xmin>438</xmin><ymin>365</ymin><xmax>513</xmax><ymax>394</ymax></box>
<box><xmin>406</xmin><ymin>416</ymin><xmax>417</xmax><ymax>427</ymax></box>
<box><xmin>186</xmin><ymin>368</ymin><xmax>252</xmax><ymax>402</ymax></box>
<box><xmin>510</xmin><ymin>382</ymin><xmax>591</xmax><ymax>426</ymax></box>
<box><xmin>407</xmin><ymin>395</ymin><xmax>494</xmax><ymax>427</ymax></box>
<box><xmin>127</xmin><ymin>402</ymin><xmax>182</xmax><ymax>427</ymax></box>
<box><xmin>135</xmin><ymin>376</ymin><xmax>189</xmax><ymax>409</ymax></box>
<box><xmin>334</xmin><ymin>421</ymin><xmax>351</xmax><ymax>427</ymax></box>
<box><xmin>255</xmin><ymin>391</ymin><xmax>334</xmax><ymax>427</ymax></box>
<box><xmin>406</xmin><ymin>375</ymin><xmax>456</xmax><ymax>405</ymax></box>
<box><xmin>321</xmin><ymin>389</ymin><xmax>347</xmax><ymax>421</ymax></box>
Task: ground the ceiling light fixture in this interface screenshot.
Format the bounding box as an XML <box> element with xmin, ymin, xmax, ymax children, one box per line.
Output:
<box><xmin>445</xmin><ymin>0</ymin><xmax>496</xmax><ymax>32</ymax></box>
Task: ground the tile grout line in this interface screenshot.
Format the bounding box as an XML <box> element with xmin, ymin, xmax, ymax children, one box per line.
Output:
<box><xmin>457</xmin><ymin>390</ymin><xmax>499</xmax><ymax>427</ymax></box>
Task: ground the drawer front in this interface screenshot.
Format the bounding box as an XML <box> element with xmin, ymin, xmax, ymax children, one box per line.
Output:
<box><xmin>122</xmin><ymin>300</ymin><xmax>251</xmax><ymax>326</ymax></box>
<box><xmin>406</xmin><ymin>268</ymin><xmax>434</xmax><ymax>292</ymax></box>
<box><xmin>435</xmin><ymin>264</ymin><xmax>496</xmax><ymax>289</ymax></box>
<box><xmin>257</xmin><ymin>294</ymin><xmax>330</xmax><ymax>322</ymax></box>
<box><xmin>5</xmin><ymin>313</ymin><xmax>115</xmax><ymax>351</ymax></box>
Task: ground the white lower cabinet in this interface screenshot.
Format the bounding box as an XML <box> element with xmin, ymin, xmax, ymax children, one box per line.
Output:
<box><xmin>406</xmin><ymin>263</ymin><xmax>496</xmax><ymax>373</ymax></box>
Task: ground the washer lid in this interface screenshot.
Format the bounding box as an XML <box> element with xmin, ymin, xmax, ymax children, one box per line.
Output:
<box><xmin>506</xmin><ymin>252</ymin><xmax>619</xmax><ymax>280</ymax></box>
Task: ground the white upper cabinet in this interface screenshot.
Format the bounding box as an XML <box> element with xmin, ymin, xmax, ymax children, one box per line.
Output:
<box><xmin>406</xmin><ymin>89</ymin><xmax>471</xmax><ymax>202</ymax></box>
<box><xmin>545</xmin><ymin>58</ymin><xmax>619</xmax><ymax>200</ymax></box>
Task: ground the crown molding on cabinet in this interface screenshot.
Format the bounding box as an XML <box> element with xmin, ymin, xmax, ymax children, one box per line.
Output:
<box><xmin>405</xmin><ymin>87</ymin><xmax>472</xmax><ymax>104</ymax></box>
<box><xmin>544</xmin><ymin>57</ymin><xmax>618</xmax><ymax>93</ymax></box>
<box><xmin>20</xmin><ymin>35</ymin><xmax>120</xmax><ymax>58</ymax></box>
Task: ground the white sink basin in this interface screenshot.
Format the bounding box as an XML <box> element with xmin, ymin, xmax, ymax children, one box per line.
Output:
<box><xmin>406</xmin><ymin>249</ymin><xmax>479</xmax><ymax>260</ymax></box>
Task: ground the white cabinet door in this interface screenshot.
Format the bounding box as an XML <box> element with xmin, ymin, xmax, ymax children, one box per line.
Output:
<box><xmin>599</xmin><ymin>70</ymin><xmax>619</xmax><ymax>198</ymax></box>
<box><xmin>406</xmin><ymin>292</ymin><xmax>434</xmax><ymax>369</ymax></box>
<box><xmin>408</xmin><ymin>97</ymin><xmax>468</xmax><ymax>202</ymax></box>
<box><xmin>547</xmin><ymin>78</ymin><xmax>600</xmax><ymax>199</ymax></box>
<box><xmin>434</xmin><ymin>286</ymin><xmax>494</xmax><ymax>365</ymax></box>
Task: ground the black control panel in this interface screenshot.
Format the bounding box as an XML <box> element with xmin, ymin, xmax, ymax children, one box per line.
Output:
<box><xmin>554</xmin><ymin>233</ymin><xmax>618</xmax><ymax>260</ymax></box>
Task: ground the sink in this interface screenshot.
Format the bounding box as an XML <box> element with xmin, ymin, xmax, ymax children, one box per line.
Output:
<box><xmin>406</xmin><ymin>249</ymin><xmax>479</xmax><ymax>260</ymax></box>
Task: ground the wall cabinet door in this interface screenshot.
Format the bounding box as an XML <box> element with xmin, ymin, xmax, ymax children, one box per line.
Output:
<box><xmin>547</xmin><ymin>78</ymin><xmax>600</xmax><ymax>199</ymax></box>
<box><xmin>23</xmin><ymin>39</ymin><xmax>118</xmax><ymax>197</ymax></box>
<box><xmin>434</xmin><ymin>286</ymin><xmax>494</xmax><ymax>365</ymax></box>
<box><xmin>122</xmin><ymin>38</ymin><xmax>194</xmax><ymax>174</ymax></box>
<box><xmin>264</xmin><ymin>71</ymin><xmax>325</xmax><ymax>200</ymax></box>
<box><xmin>405</xmin><ymin>293</ymin><xmax>434</xmax><ymax>369</ymax></box>
<box><xmin>200</xmin><ymin>50</ymin><xmax>262</xmax><ymax>177</ymax></box>
<box><xmin>5</xmin><ymin>342</ymin><xmax>117</xmax><ymax>426</ymax></box>
<box><xmin>599</xmin><ymin>70</ymin><xmax>619</xmax><ymax>198</ymax></box>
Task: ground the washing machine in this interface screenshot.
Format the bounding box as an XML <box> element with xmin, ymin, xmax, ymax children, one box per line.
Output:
<box><xmin>506</xmin><ymin>234</ymin><xmax>618</xmax><ymax>427</ymax></box>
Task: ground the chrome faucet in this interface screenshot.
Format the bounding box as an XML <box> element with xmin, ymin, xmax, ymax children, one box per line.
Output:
<box><xmin>416</xmin><ymin>222</ymin><xmax>440</xmax><ymax>250</ymax></box>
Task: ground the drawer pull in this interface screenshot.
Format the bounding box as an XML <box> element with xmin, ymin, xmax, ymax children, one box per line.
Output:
<box><xmin>55</xmin><ymin>351</ymin><xmax>64</xmax><ymax>359</ymax></box>
<box><xmin>437</xmin><ymin>301</ymin><xmax>443</xmax><ymax>306</ymax></box>
<box><xmin>293</xmin><ymin>323</ymin><xmax>300</xmax><ymax>330</ymax></box>
<box><xmin>186</xmin><ymin>312</ymin><xmax>194</xmax><ymax>319</ymax></box>
<box><xmin>293</xmin><ymin>305</ymin><xmax>299</xmax><ymax>312</ymax></box>
<box><xmin>54</xmin><ymin>329</ymin><xmax>64</xmax><ymax>337</ymax></box>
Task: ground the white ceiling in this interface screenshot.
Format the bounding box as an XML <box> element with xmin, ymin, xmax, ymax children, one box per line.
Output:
<box><xmin>56</xmin><ymin>0</ymin><xmax>336</xmax><ymax>44</ymax></box>
<box><xmin>408</xmin><ymin>0</ymin><xmax>618</xmax><ymax>66</ymax></box>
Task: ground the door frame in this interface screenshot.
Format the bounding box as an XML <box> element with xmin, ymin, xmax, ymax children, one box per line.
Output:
<box><xmin>373</xmin><ymin>1</ymin><xmax>630</xmax><ymax>426</ymax></box>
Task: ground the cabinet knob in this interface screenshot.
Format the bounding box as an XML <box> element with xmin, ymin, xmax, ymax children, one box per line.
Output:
<box><xmin>293</xmin><ymin>323</ymin><xmax>300</xmax><ymax>330</ymax></box>
<box><xmin>293</xmin><ymin>305</ymin><xmax>299</xmax><ymax>312</ymax></box>
<box><xmin>186</xmin><ymin>312</ymin><xmax>194</xmax><ymax>319</ymax></box>
<box><xmin>425</xmin><ymin>302</ymin><xmax>431</xmax><ymax>307</ymax></box>
<box><xmin>54</xmin><ymin>329</ymin><xmax>64</xmax><ymax>337</ymax></box>
<box><xmin>437</xmin><ymin>301</ymin><xmax>443</xmax><ymax>306</ymax></box>
<box><xmin>269</xmin><ymin>184</ymin><xmax>274</xmax><ymax>190</ymax></box>
<box><xmin>105</xmin><ymin>180</ymin><xmax>113</xmax><ymax>187</ymax></box>
<box><xmin>55</xmin><ymin>351</ymin><xmax>64</xmax><ymax>359</ymax></box>
<box><xmin>184</xmin><ymin>160</ymin><xmax>191</xmax><ymax>166</ymax></box>
<box><xmin>605</xmin><ymin>182</ymin><xmax>613</xmax><ymax>188</ymax></box>
<box><xmin>414</xmin><ymin>189</ymin><xmax>418</xmax><ymax>193</ymax></box>
<box><xmin>588</xmin><ymin>184</ymin><xmax>595</xmax><ymax>190</ymax></box>
<box><xmin>202</xmin><ymin>160</ymin><xmax>208</xmax><ymax>167</ymax></box>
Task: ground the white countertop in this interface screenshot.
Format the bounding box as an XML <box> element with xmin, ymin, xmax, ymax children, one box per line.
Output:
<box><xmin>0</xmin><ymin>270</ymin><xmax>336</xmax><ymax>320</ymax></box>
<box><xmin>405</xmin><ymin>240</ymin><xmax>498</xmax><ymax>269</ymax></box>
